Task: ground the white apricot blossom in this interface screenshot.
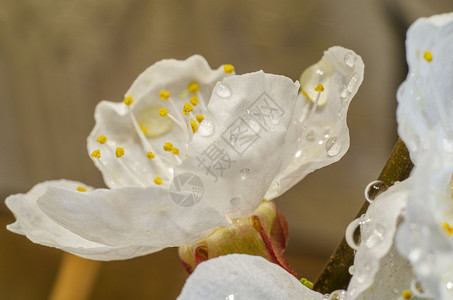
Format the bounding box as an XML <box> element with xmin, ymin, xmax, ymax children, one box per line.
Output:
<box><xmin>344</xmin><ymin>12</ymin><xmax>453</xmax><ymax>300</ymax></box>
<box><xmin>178</xmin><ymin>254</ymin><xmax>324</xmax><ymax>300</ymax></box>
<box><xmin>6</xmin><ymin>49</ymin><xmax>364</xmax><ymax>260</ymax></box>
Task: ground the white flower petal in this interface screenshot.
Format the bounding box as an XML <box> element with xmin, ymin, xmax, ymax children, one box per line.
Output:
<box><xmin>88</xmin><ymin>55</ymin><xmax>226</xmax><ymax>188</ymax></box>
<box><xmin>177</xmin><ymin>71</ymin><xmax>300</xmax><ymax>217</ymax></box>
<box><xmin>37</xmin><ymin>183</ymin><xmax>229</xmax><ymax>248</ymax></box>
<box><xmin>5</xmin><ymin>180</ymin><xmax>161</xmax><ymax>260</ymax></box>
<box><xmin>348</xmin><ymin>179</ymin><xmax>410</xmax><ymax>299</ymax></box>
<box><xmin>396</xmin><ymin>152</ymin><xmax>453</xmax><ymax>300</ymax></box>
<box><xmin>396</xmin><ymin>13</ymin><xmax>453</xmax><ymax>163</ymax></box>
<box><xmin>265</xmin><ymin>46</ymin><xmax>364</xmax><ymax>200</ymax></box>
<box><xmin>177</xmin><ymin>254</ymin><xmax>323</xmax><ymax>300</ymax></box>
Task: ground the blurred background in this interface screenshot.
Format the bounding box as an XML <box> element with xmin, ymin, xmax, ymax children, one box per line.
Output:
<box><xmin>1</xmin><ymin>0</ymin><xmax>452</xmax><ymax>299</ymax></box>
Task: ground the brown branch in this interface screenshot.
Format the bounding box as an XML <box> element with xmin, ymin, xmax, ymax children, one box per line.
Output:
<box><xmin>313</xmin><ymin>138</ymin><xmax>413</xmax><ymax>294</ymax></box>
<box><xmin>48</xmin><ymin>254</ymin><xmax>102</xmax><ymax>300</ymax></box>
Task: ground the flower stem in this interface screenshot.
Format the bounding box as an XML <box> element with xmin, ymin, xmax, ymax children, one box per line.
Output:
<box><xmin>313</xmin><ymin>138</ymin><xmax>413</xmax><ymax>294</ymax></box>
<box><xmin>48</xmin><ymin>254</ymin><xmax>101</xmax><ymax>300</ymax></box>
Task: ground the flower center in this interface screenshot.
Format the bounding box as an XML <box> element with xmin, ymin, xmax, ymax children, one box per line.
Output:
<box><xmin>136</xmin><ymin>105</ymin><xmax>174</xmax><ymax>138</ymax></box>
<box><xmin>299</xmin><ymin>59</ymin><xmax>333</xmax><ymax>106</ymax></box>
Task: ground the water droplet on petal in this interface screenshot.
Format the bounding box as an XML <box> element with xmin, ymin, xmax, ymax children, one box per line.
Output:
<box><xmin>198</xmin><ymin>119</ymin><xmax>215</xmax><ymax>136</ymax></box>
<box><xmin>325</xmin><ymin>137</ymin><xmax>341</xmax><ymax>156</ymax></box>
<box><xmin>215</xmin><ymin>82</ymin><xmax>232</xmax><ymax>98</ymax></box>
<box><xmin>240</xmin><ymin>168</ymin><xmax>250</xmax><ymax>180</ymax></box>
<box><xmin>346</xmin><ymin>73</ymin><xmax>360</xmax><ymax>93</ymax></box>
<box><xmin>295</xmin><ymin>150</ymin><xmax>302</xmax><ymax>158</ymax></box>
<box><xmin>322</xmin><ymin>294</ymin><xmax>330</xmax><ymax>300</ymax></box>
<box><xmin>230</xmin><ymin>197</ymin><xmax>241</xmax><ymax>206</ymax></box>
<box><xmin>328</xmin><ymin>289</ymin><xmax>347</xmax><ymax>300</ymax></box>
<box><xmin>225</xmin><ymin>294</ymin><xmax>235</xmax><ymax>300</ymax></box>
<box><xmin>393</xmin><ymin>288</ymin><xmax>399</xmax><ymax>294</ymax></box>
<box><xmin>364</xmin><ymin>180</ymin><xmax>388</xmax><ymax>203</ymax></box>
<box><xmin>344</xmin><ymin>52</ymin><xmax>355</xmax><ymax>67</ymax></box>
<box><xmin>348</xmin><ymin>265</ymin><xmax>355</xmax><ymax>275</ymax></box>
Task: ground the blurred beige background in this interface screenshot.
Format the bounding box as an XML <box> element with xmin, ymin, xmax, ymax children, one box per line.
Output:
<box><xmin>0</xmin><ymin>0</ymin><xmax>452</xmax><ymax>299</ymax></box>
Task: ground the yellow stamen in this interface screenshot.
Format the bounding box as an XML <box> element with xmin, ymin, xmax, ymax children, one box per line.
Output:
<box><xmin>96</xmin><ymin>135</ymin><xmax>107</xmax><ymax>144</ymax></box>
<box><xmin>190</xmin><ymin>120</ymin><xmax>198</xmax><ymax>133</ymax></box>
<box><xmin>91</xmin><ymin>150</ymin><xmax>101</xmax><ymax>158</ymax></box>
<box><xmin>299</xmin><ymin>278</ymin><xmax>313</xmax><ymax>290</ymax></box>
<box><xmin>163</xmin><ymin>142</ymin><xmax>173</xmax><ymax>152</ymax></box>
<box><xmin>196</xmin><ymin>114</ymin><xmax>204</xmax><ymax>123</ymax></box>
<box><xmin>172</xmin><ymin>147</ymin><xmax>180</xmax><ymax>155</ymax></box>
<box><xmin>423</xmin><ymin>51</ymin><xmax>433</xmax><ymax>62</ymax></box>
<box><xmin>160</xmin><ymin>90</ymin><xmax>170</xmax><ymax>100</ymax></box>
<box><xmin>123</xmin><ymin>96</ymin><xmax>134</xmax><ymax>106</ymax></box>
<box><xmin>154</xmin><ymin>176</ymin><xmax>163</xmax><ymax>185</ymax></box>
<box><xmin>402</xmin><ymin>290</ymin><xmax>412</xmax><ymax>299</ymax></box>
<box><xmin>224</xmin><ymin>64</ymin><xmax>235</xmax><ymax>74</ymax></box>
<box><xmin>76</xmin><ymin>186</ymin><xmax>87</xmax><ymax>192</ymax></box>
<box><xmin>190</xmin><ymin>96</ymin><xmax>199</xmax><ymax>106</ymax></box>
<box><xmin>115</xmin><ymin>147</ymin><xmax>125</xmax><ymax>158</ymax></box>
<box><xmin>443</xmin><ymin>222</ymin><xmax>453</xmax><ymax>236</ymax></box>
<box><xmin>183</xmin><ymin>103</ymin><xmax>194</xmax><ymax>115</ymax></box>
<box><xmin>159</xmin><ymin>108</ymin><xmax>168</xmax><ymax>116</ymax></box>
<box><xmin>147</xmin><ymin>151</ymin><xmax>155</xmax><ymax>159</ymax></box>
<box><xmin>139</xmin><ymin>124</ymin><xmax>147</xmax><ymax>135</ymax></box>
<box><xmin>314</xmin><ymin>83</ymin><xmax>324</xmax><ymax>92</ymax></box>
<box><xmin>188</xmin><ymin>82</ymin><xmax>199</xmax><ymax>93</ymax></box>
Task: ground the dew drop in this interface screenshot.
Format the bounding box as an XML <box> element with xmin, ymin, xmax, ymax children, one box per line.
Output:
<box><xmin>346</xmin><ymin>73</ymin><xmax>360</xmax><ymax>93</ymax></box>
<box><xmin>328</xmin><ymin>289</ymin><xmax>347</xmax><ymax>300</ymax></box>
<box><xmin>306</xmin><ymin>129</ymin><xmax>316</xmax><ymax>141</ymax></box>
<box><xmin>344</xmin><ymin>52</ymin><xmax>355</xmax><ymax>68</ymax></box>
<box><xmin>325</xmin><ymin>137</ymin><xmax>341</xmax><ymax>156</ymax></box>
<box><xmin>225</xmin><ymin>294</ymin><xmax>235</xmax><ymax>300</ymax></box>
<box><xmin>295</xmin><ymin>150</ymin><xmax>302</xmax><ymax>158</ymax></box>
<box><xmin>215</xmin><ymin>82</ymin><xmax>232</xmax><ymax>98</ymax></box>
<box><xmin>364</xmin><ymin>180</ymin><xmax>388</xmax><ymax>203</ymax></box>
<box><xmin>322</xmin><ymin>294</ymin><xmax>330</xmax><ymax>300</ymax></box>
<box><xmin>198</xmin><ymin>119</ymin><xmax>215</xmax><ymax>136</ymax></box>
<box><xmin>393</xmin><ymin>288</ymin><xmax>399</xmax><ymax>294</ymax></box>
<box><xmin>348</xmin><ymin>265</ymin><xmax>355</xmax><ymax>275</ymax></box>
<box><xmin>240</xmin><ymin>168</ymin><xmax>250</xmax><ymax>180</ymax></box>
<box><xmin>230</xmin><ymin>197</ymin><xmax>241</xmax><ymax>206</ymax></box>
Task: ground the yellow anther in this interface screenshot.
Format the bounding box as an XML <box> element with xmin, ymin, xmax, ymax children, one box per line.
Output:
<box><xmin>76</xmin><ymin>186</ymin><xmax>87</xmax><ymax>192</ymax></box>
<box><xmin>402</xmin><ymin>290</ymin><xmax>412</xmax><ymax>299</ymax></box>
<box><xmin>224</xmin><ymin>64</ymin><xmax>235</xmax><ymax>74</ymax></box>
<box><xmin>154</xmin><ymin>176</ymin><xmax>163</xmax><ymax>185</ymax></box>
<box><xmin>196</xmin><ymin>114</ymin><xmax>204</xmax><ymax>123</ymax></box>
<box><xmin>123</xmin><ymin>96</ymin><xmax>134</xmax><ymax>106</ymax></box>
<box><xmin>172</xmin><ymin>147</ymin><xmax>180</xmax><ymax>155</ymax></box>
<box><xmin>91</xmin><ymin>149</ymin><xmax>101</xmax><ymax>158</ymax></box>
<box><xmin>115</xmin><ymin>147</ymin><xmax>125</xmax><ymax>158</ymax></box>
<box><xmin>159</xmin><ymin>108</ymin><xmax>168</xmax><ymax>116</ymax></box>
<box><xmin>96</xmin><ymin>135</ymin><xmax>107</xmax><ymax>144</ymax></box>
<box><xmin>188</xmin><ymin>81</ymin><xmax>199</xmax><ymax>93</ymax></box>
<box><xmin>423</xmin><ymin>51</ymin><xmax>433</xmax><ymax>62</ymax></box>
<box><xmin>299</xmin><ymin>278</ymin><xmax>314</xmax><ymax>290</ymax></box>
<box><xmin>443</xmin><ymin>222</ymin><xmax>453</xmax><ymax>236</ymax></box>
<box><xmin>147</xmin><ymin>151</ymin><xmax>155</xmax><ymax>159</ymax></box>
<box><xmin>163</xmin><ymin>142</ymin><xmax>173</xmax><ymax>152</ymax></box>
<box><xmin>183</xmin><ymin>103</ymin><xmax>194</xmax><ymax>115</ymax></box>
<box><xmin>185</xmin><ymin>154</ymin><xmax>188</xmax><ymax>157</ymax></box>
<box><xmin>190</xmin><ymin>96</ymin><xmax>199</xmax><ymax>106</ymax></box>
<box><xmin>191</xmin><ymin>120</ymin><xmax>198</xmax><ymax>133</ymax></box>
<box><xmin>314</xmin><ymin>83</ymin><xmax>324</xmax><ymax>92</ymax></box>
<box><xmin>139</xmin><ymin>124</ymin><xmax>147</xmax><ymax>135</ymax></box>
<box><xmin>160</xmin><ymin>90</ymin><xmax>170</xmax><ymax>100</ymax></box>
